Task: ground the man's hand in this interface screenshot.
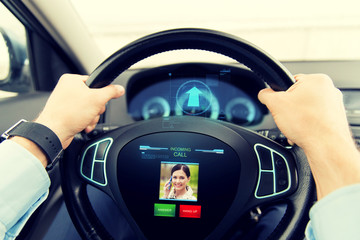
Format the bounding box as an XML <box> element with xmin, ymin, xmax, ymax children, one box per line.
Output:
<box><xmin>258</xmin><ymin>74</ymin><xmax>360</xmax><ymax>199</ymax></box>
<box><xmin>35</xmin><ymin>74</ymin><xmax>125</xmax><ymax>149</ymax></box>
<box><xmin>258</xmin><ymin>74</ymin><xmax>350</xmax><ymax>152</ymax></box>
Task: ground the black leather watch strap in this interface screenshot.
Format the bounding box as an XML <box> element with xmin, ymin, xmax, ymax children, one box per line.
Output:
<box><xmin>1</xmin><ymin>119</ymin><xmax>63</xmax><ymax>170</ymax></box>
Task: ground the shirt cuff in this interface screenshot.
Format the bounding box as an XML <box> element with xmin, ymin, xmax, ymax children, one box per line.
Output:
<box><xmin>0</xmin><ymin>140</ymin><xmax>50</xmax><ymax>232</ymax></box>
<box><xmin>306</xmin><ymin>183</ymin><xmax>360</xmax><ymax>240</ymax></box>
<box><xmin>3</xmin><ymin>191</ymin><xmax>49</xmax><ymax>240</ymax></box>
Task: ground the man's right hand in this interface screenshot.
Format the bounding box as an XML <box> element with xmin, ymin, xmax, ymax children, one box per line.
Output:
<box><xmin>258</xmin><ymin>74</ymin><xmax>360</xmax><ymax>199</ymax></box>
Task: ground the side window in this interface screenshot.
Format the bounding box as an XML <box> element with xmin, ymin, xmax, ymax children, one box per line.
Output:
<box><xmin>0</xmin><ymin>3</ymin><xmax>32</xmax><ymax>98</ymax></box>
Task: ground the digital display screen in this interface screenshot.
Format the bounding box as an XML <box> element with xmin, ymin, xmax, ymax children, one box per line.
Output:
<box><xmin>159</xmin><ymin>162</ymin><xmax>199</xmax><ymax>202</ymax></box>
<box><xmin>117</xmin><ymin>132</ymin><xmax>241</xmax><ymax>239</ymax></box>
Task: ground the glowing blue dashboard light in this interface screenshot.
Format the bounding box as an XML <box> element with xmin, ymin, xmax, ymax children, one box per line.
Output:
<box><xmin>139</xmin><ymin>145</ymin><xmax>168</xmax><ymax>151</ymax></box>
<box><xmin>195</xmin><ymin>149</ymin><xmax>224</xmax><ymax>154</ymax></box>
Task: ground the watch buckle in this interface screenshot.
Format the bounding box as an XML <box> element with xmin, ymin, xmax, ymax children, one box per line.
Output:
<box><xmin>1</xmin><ymin>119</ymin><xmax>27</xmax><ymax>142</ymax></box>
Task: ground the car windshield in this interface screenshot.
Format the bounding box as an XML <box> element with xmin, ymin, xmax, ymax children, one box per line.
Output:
<box><xmin>71</xmin><ymin>0</ymin><xmax>360</xmax><ymax>62</ymax></box>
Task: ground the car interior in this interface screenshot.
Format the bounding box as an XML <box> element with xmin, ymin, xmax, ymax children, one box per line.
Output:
<box><xmin>1</xmin><ymin>0</ymin><xmax>360</xmax><ymax>239</ymax></box>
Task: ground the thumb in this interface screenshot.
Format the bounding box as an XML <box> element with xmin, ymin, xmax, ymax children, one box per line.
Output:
<box><xmin>97</xmin><ymin>84</ymin><xmax>125</xmax><ymax>102</ymax></box>
<box><xmin>258</xmin><ymin>88</ymin><xmax>276</xmax><ymax>105</ymax></box>
<box><xmin>258</xmin><ymin>88</ymin><xmax>288</xmax><ymax>116</ymax></box>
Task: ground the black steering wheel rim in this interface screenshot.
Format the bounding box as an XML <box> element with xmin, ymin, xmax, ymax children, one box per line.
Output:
<box><xmin>87</xmin><ymin>28</ymin><xmax>293</xmax><ymax>91</ymax></box>
<box><xmin>61</xmin><ymin>28</ymin><xmax>315</xmax><ymax>240</ymax></box>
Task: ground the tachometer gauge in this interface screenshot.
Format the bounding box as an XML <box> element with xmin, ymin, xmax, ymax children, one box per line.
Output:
<box><xmin>225</xmin><ymin>97</ymin><xmax>256</xmax><ymax>125</ymax></box>
<box><xmin>142</xmin><ymin>96</ymin><xmax>170</xmax><ymax>120</ymax></box>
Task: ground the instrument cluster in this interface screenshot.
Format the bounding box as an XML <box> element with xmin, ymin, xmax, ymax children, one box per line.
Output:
<box><xmin>127</xmin><ymin>63</ymin><xmax>267</xmax><ymax>126</ymax></box>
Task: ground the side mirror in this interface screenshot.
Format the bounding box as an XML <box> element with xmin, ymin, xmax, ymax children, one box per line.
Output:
<box><xmin>0</xmin><ymin>27</ymin><xmax>31</xmax><ymax>93</ymax></box>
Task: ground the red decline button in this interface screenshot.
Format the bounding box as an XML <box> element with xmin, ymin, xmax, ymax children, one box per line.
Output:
<box><xmin>179</xmin><ymin>205</ymin><xmax>201</xmax><ymax>218</ymax></box>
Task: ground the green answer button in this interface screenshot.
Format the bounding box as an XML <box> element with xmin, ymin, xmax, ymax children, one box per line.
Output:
<box><xmin>154</xmin><ymin>203</ymin><xmax>176</xmax><ymax>217</ymax></box>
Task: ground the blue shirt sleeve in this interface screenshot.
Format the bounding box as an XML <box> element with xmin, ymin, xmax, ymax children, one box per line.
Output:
<box><xmin>0</xmin><ymin>140</ymin><xmax>50</xmax><ymax>240</ymax></box>
<box><xmin>305</xmin><ymin>183</ymin><xmax>360</xmax><ymax>240</ymax></box>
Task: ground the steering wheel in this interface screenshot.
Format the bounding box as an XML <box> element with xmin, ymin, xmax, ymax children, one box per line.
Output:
<box><xmin>60</xmin><ymin>28</ymin><xmax>315</xmax><ymax>240</ymax></box>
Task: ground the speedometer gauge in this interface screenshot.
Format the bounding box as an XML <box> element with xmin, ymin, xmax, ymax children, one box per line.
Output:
<box><xmin>225</xmin><ymin>97</ymin><xmax>256</xmax><ymax>125</ymax></box>
<box><xmin>142</xmin><ymin>96</ymin><xmax>170</xmax><ymax>120</ymax></box>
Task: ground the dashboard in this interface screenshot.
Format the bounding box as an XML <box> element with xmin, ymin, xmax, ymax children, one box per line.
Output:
<box><xmin>126</xmin><ymin>63</ymin><xmax>268</xmax><ymax>126</ymax></box>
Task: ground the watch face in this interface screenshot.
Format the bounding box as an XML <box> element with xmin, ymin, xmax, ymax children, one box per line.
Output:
<box><xmin>117</xmin><ymin>132</ymin><xmax>241</xmax><ymax>239</ymax></box>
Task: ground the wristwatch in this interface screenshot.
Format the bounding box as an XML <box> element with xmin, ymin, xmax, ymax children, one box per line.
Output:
<box><xmin>0</xmin><ymin>119</ymin><xmax>63</xmax><ymax>170</ymax></box>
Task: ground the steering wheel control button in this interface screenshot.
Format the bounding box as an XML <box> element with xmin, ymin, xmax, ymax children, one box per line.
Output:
<box><xmin>95</xmin><ymin>140</ymin><xmax>111</xmax><ymax>160</ymax></box>
<box><xmin>154</xmin><ymin>203</ymin><xmax>176</xmax><ymax>217</ymax></box>
<box><xmin>81</xmin><ymin>146</ymin><xmax>96</xmax><ymax>178</ymax></box>
<box><xmin>255</xmin><ymin>145</ymin><xmax>273</xmax><ymax>170</ymax></box>
<box><xmin>92</xmin><ymin>162</ymin><xmax>106</xmax><ymax>185</ymax></box>
<box><xmin>256</xmin><ymin>172</ymin><xmax>274</xmax><ymax>197</ymax></box>
<box><xmin>274</xmin><ymin>153</ymin><xmax>290</xmax><ymax>193</ymax></box>
<box><xmin>179</xmin><ymin>205</ymin><xmax>201</xmax><ymax>218</ymax></box>
<box><xmin>254</xmin><ymin>144</ymin><xmax>291</xmax><ymax>198</ymax></box>
<box><xmin>80</xmin><ymin>138</ymin><xmax>113</xmax><ymax>186</ymax></box>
